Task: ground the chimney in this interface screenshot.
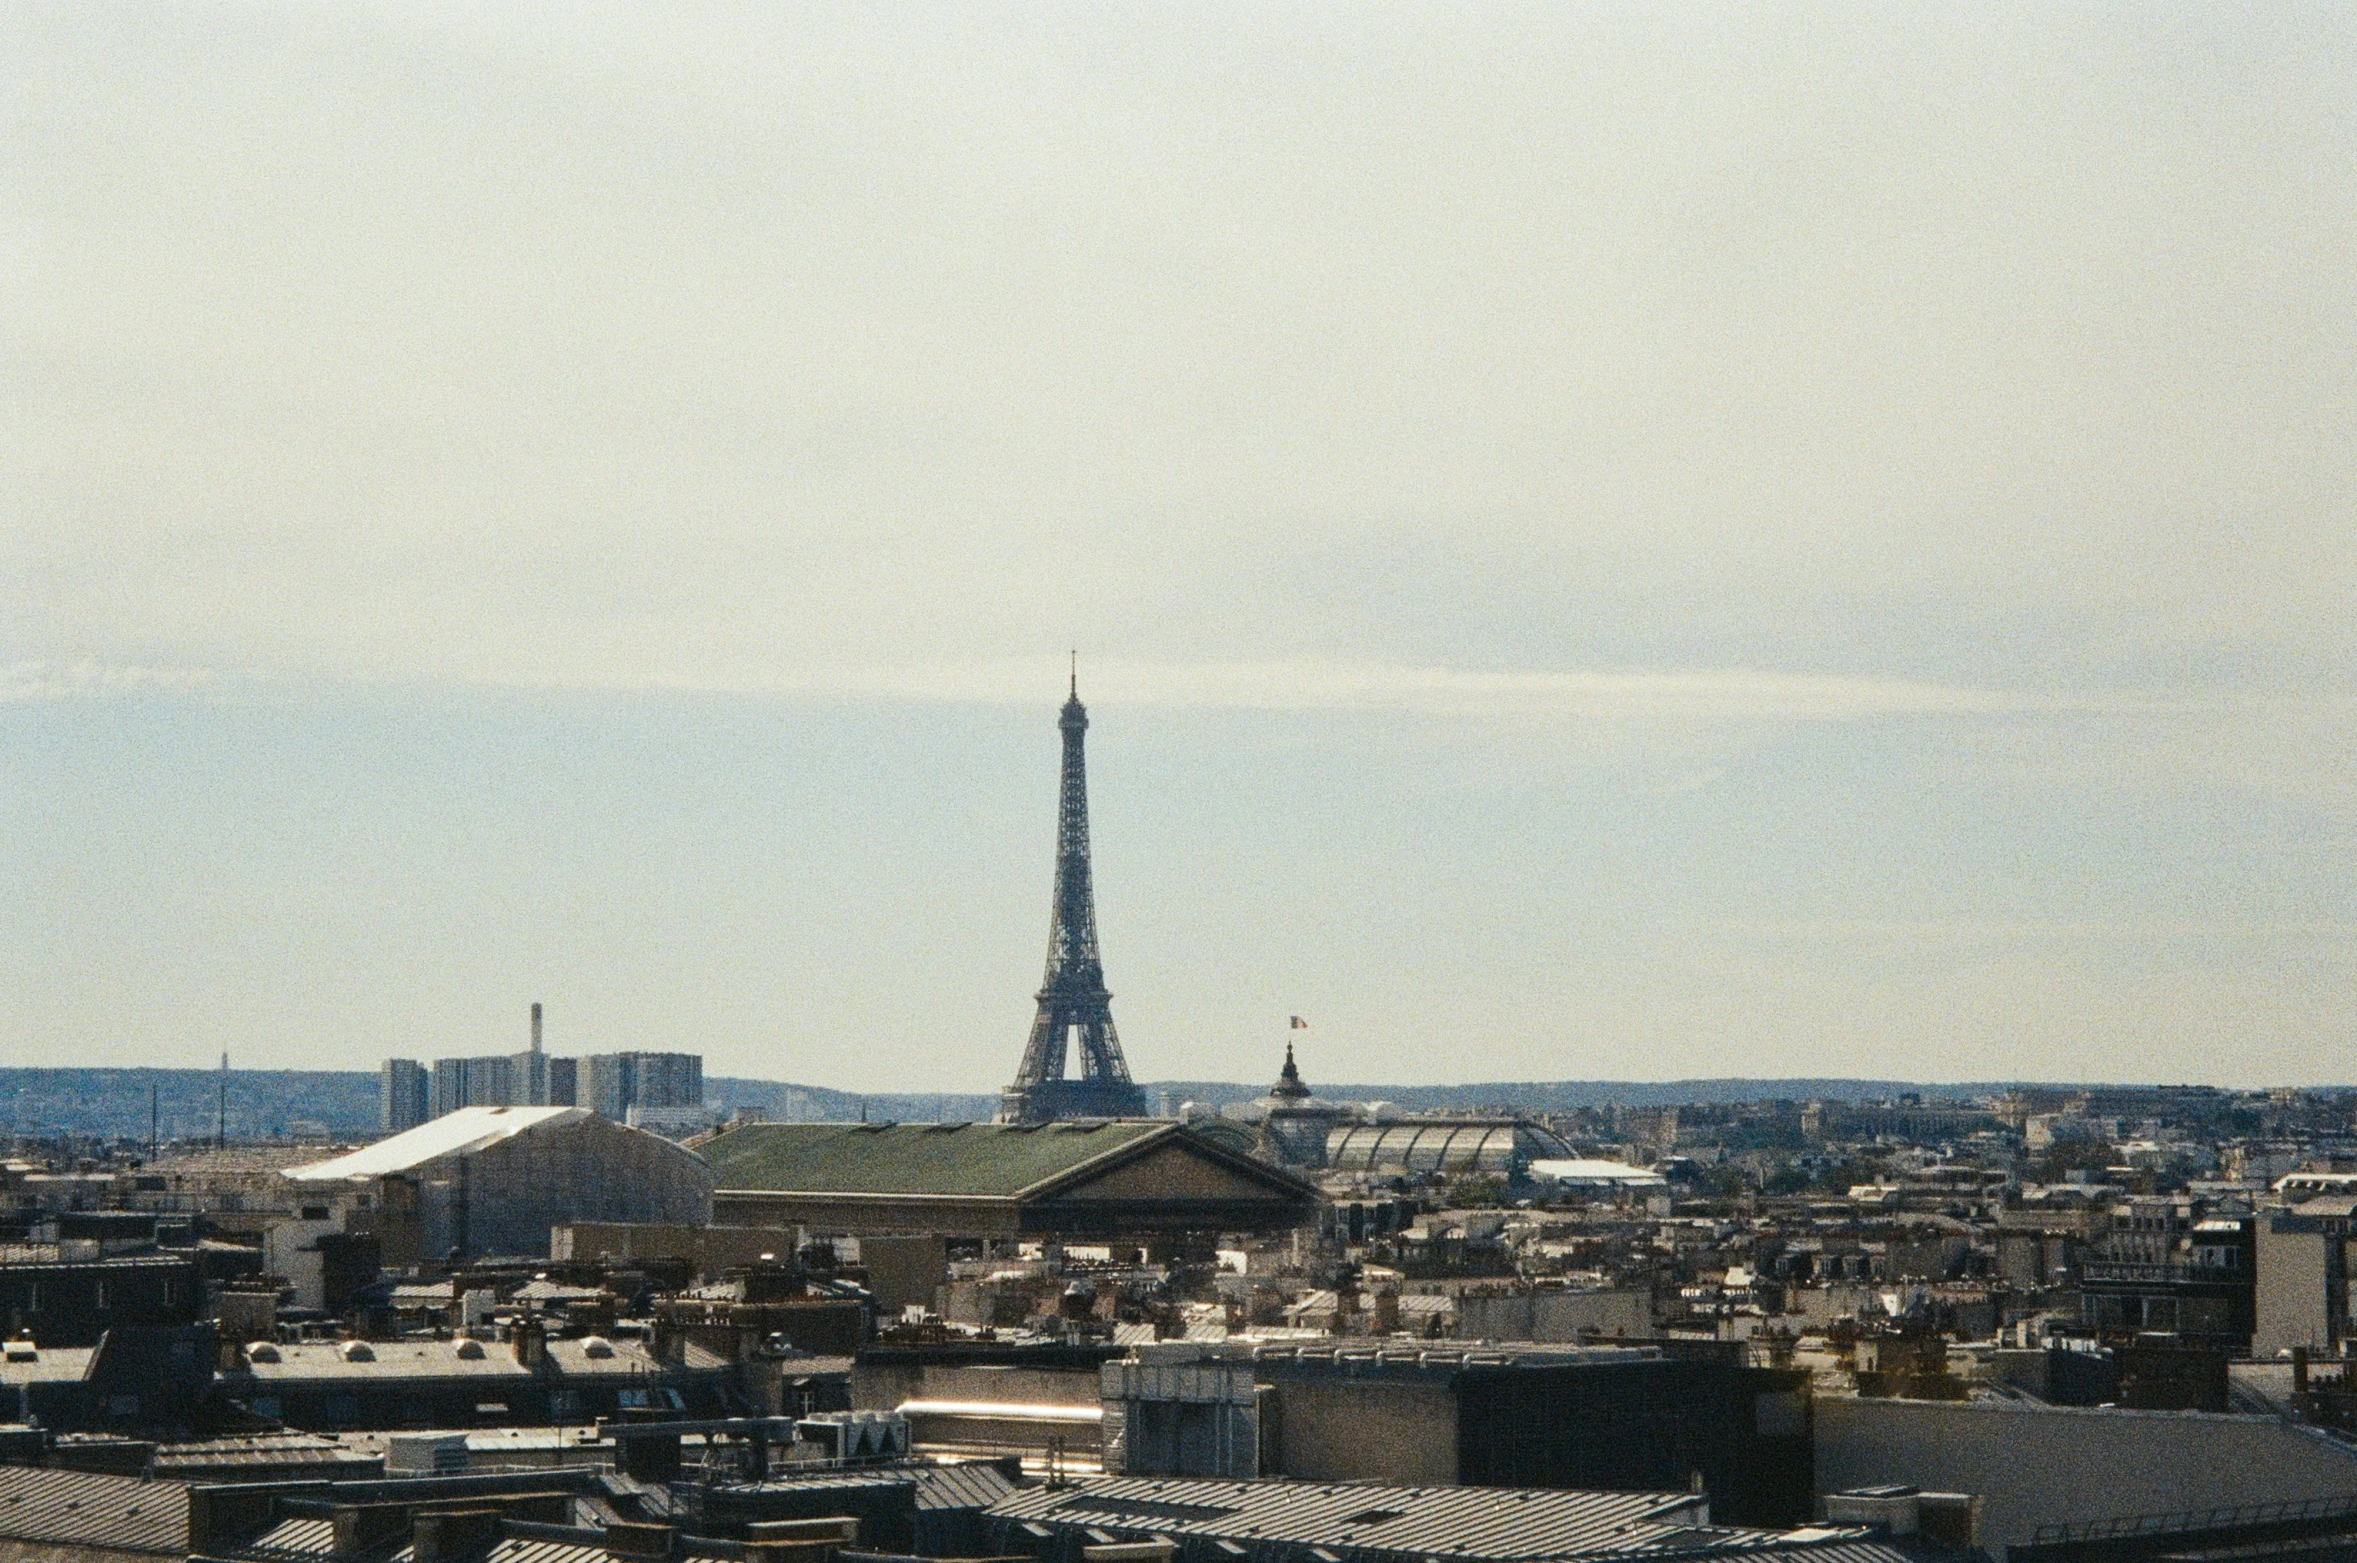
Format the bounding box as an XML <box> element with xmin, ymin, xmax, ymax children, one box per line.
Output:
<box><xmin>603</xmin><ymin>1522</ymin><xmax>676</xmax><ymax>1563</ymax></box>
<box><xmin>412</xmin><ymin>1509</ymin><xmax>501</xmax><ymax>1563</ymax></box>
<box><xmin>531</xmin><ymin>1003</ymin><xmax>543</xmax><ymax>1055</ymax></box>
<box><xmin>512</xmin><ymin>1317</ymin><xmax>547</xmax><ymax>1370</ymax></box>
<box><xmin>748</xmin><ymin>1520</ymin><xmax>861</xmax><ymax>1546</ymax></box>
<box><xmin>1082</xmin><ymin>1546</ymin><xmax>1176</xmax><ymax>1563</ymax></box>
<box><xmin>331</xmin><ymin>1504</ymin><xmax>412</xmax><ymax>1559</ymax></box>
<box><xmin>746</xmin><ymin>1518</ymin><xmax>861</xmax><ymax>1563</ymax></box>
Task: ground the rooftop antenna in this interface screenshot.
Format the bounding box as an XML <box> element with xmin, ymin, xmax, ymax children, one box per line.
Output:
<box><xmin>216</xmin><ymin>1052</ymin><xmax>228</xmax><ymax>1149</ymax></box>
<box><xmin>1069</xmin><ymin>649</ymin><xmax>1077</xmax><ymax>698</ymax></box>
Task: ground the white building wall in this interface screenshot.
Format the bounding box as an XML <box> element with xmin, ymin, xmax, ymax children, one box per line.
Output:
<box><xmin>1453</xmin><ymin>1287</ymin><xmax>1653</xmax><ymax>1342</ymax></box>
<box><xmin>2254</xmin><ymin>1217</ymin><xmax>2336</xmax><ymax>1357</ymax></box>
<box><xmin>415</xmin><ymin>1112</ymin><xmax>713</xmax><ymax>1258</ymax></box>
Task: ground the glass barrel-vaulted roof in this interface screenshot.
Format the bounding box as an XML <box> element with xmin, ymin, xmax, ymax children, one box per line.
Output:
<box><xmin>1323</xmin><ymin>1119</ymin><xmax>1572</xmax><ymax>1175</ymax></box>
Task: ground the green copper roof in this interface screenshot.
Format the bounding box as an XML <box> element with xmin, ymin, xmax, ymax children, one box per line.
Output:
<box><xmin>699</xmin><ymin>1120</ymin><xmax>1172</xmax><ymax>1198</ymax></box>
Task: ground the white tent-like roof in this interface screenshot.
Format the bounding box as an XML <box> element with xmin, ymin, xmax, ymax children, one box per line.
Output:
<box><xmin>286</xmin><ymin>1106</ymin><xmax>587</xmax><ymax>1181</ymax></box>
<box><xmin>1528</xmin><ymin>1158</ymin><xmax>1669</xmax><ymax>1188</ymax></box>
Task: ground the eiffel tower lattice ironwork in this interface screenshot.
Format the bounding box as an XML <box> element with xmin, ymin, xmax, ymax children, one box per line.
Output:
<box><xmin>998</xmin><ymin>666</ymin><xmax>1148</xmax><ymax>1122</ymax></box>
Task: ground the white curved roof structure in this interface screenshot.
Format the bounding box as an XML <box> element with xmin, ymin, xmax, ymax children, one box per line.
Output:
<box><xmin>285</xmin><ymin>1106</ymin><xmax>588</xmax><ymax>1181</ymax></box>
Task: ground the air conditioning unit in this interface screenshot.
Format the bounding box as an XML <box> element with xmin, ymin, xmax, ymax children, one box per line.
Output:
<box><xmin>793</xmin><ymin>1411</ymin><xmax>909</xmax><ymax>1464</ymax></box>
<box><xmin>385</xmin><ymin>1433</ymin><xmax>469</xmax><ymax>1476</ymax></box>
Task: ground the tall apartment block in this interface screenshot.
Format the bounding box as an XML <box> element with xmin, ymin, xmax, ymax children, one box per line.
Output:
<box><xmin>379</xmin><ymin>1058</ymin><xmax>430</xmax><ymax>1133</ymax></box>
<box><xmin>431</xmin><ymin>1054</ymin><xmax>514</xmax><ymax>1116</ymax></box>
<box><xmin>403</xmin><ymin>1006</ymin><xmax>697</xmax><ymax>1126</ymax></box>
<box><xmin>581</xmin><ymin>1051</ymin><xmax>703</xmax><ymax>1119</ymax></box>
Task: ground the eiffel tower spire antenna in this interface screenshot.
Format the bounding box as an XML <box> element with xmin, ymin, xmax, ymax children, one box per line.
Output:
<box><xmin>998</xmin><ymin>669</ymin><xmax>1147</xmax><ymax>1123</ymax></box>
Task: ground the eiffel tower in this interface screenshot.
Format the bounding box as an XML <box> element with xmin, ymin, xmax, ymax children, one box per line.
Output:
<box><xmin>997</xmin><ymin>665</ymin><xmax>1148</xmax><ymax>1123</ymax></box>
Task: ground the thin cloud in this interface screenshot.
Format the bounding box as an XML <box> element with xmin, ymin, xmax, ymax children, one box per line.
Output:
<box><xmin>0</xmin><ymin>659</ymin><xmax>214</xmax><ymax>702</ymax></box>
<box><xmin>596</xmin><ymin>655</ymin><xmax>2193</xmax><ymax>723</ymax></box>
<box><xmin>0</xmin><ymin>652</ymin><xmax>2245</xmax><ymax>726</ymax></box>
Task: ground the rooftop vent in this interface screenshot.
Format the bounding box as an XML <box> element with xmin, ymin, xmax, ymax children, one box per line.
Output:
<box><xmin>340</xmin><ymin>1341</ymin><xmax>375</xmax><ymax>1362</ymax></box>
<box><xmin>580</xmin><ymin>1336</ymin><xmax>616</xmax><ymax>1359</ymax></box>
<box><xmin>453</xmin><ymin>1339</ymin><xmax>486</xmax><ymax>1359</ymax></box>
<box><xmin>1</xmin><ymin>1341</ymin><xmax>34</xmax><ymax>1364</ymax></box>
<box><xmin>245</xmin><ymin>1342</ymin><xmax>280</xmax><ymax>1363</ymax></box>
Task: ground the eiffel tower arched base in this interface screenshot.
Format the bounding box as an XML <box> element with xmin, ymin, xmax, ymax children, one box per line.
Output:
<box><xmin>996</xmin><ymin>1078</ymin><xmax>1148</xmax><ymax>1124</ymax></box>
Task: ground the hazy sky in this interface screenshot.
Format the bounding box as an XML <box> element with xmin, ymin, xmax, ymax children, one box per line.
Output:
<box><xmin>4</xmin><ymin>4</ymin><xmax>2353</xmax><ymax>1091</ymax></box>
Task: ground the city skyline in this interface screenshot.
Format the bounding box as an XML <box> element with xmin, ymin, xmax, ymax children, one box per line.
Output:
<box><xmin>5</xmin><ymin>6</ymin><xmax>2353</xmax><ymax>1089</ymax></box>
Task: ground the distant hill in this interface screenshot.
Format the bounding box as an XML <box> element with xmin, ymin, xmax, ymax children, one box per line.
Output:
<box><xmin>704</xmin><ymin>1078</ymin><xmax>1002</xmax><ymax>1125</ymax></box>
<box><xmin>1140</xmin><ymin>1078</ymin><xmax>2010</xmax><ymax>1112</ymax></box>
<box><xmin>0</xmin><ymin>1065</ymin><xmax>2068</xmax><ymax>1141</ymax></box>
<box><xmin>0</xmin><ymin>1067</ymin><xmax>379</xmax><ymax>1142</ymax></box>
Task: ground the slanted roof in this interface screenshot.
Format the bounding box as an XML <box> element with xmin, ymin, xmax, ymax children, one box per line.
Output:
<box><xmin>2290</xmin><ymin>1195</ymin><xmax>2357</xmax><ymax>1219</ymax></box>
<box><xmin>286</xmin><ymin>1107</ymin><xmax>589</xmax><ymax>1181</ymax></box>
<box><xmin>1530</xmin><ymin>1158</ymin><xmax>1669</xmax><ymax>1186</ymax></box>
<box><xmin>912</xmin><ymin>1460</ymin><xmax>1020</xmax><ymax>1511</ymax></box>
<box><xmin>0</xmin><ymin>1464</ymin><xmax>190</xmax><ymax>1557</ymax></box>
<box><xmin>0</xmin><ymin>1345</ymin><xmax>95</xmax><ymax>1386</ymax></box>
<box><xmin>990</xmin><ymin>1476</ymin><xmax>1779</xmax><ymax>1562</ymax></box>
<box><xmin>700</xmin><ymin>1120</ymin><xmax>1174</xmax><ymax>1197</ymax></box>
<box><xmin>223</xmin><ymin>1338</ymin><xmax>533</xmax><ymax>1383</ymax></box>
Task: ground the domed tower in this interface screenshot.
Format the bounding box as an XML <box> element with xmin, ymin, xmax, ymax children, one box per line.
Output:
<box><xmin>1271</xmin><ymin>1043</ymin><xmax>1312</xmax><ymax>1104</ymax></box>
<box><xmin>1254</xmin><ymin>1040</ymin><xmax>1355</xmax><ymax>1168</ymax></box>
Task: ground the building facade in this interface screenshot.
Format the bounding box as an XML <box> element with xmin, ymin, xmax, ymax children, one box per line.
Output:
<box><xmin>286</xmin><ymin>1106</ymin><xmax>714</xmax><ymax>1263</ymax></box>
<box><xmin>580</xmin><ymin>1052</ymin><xmax>703</xmax><ymax>1119</ymax></box>
<box><xmin>1103</xmin><ymin>1339</ymin><xmax>1813</xmax><ymax>1525</ymax></box>
<box><xmin>704</xmin><ymin>1120</ymin><xmax>1320</xmax><ymax>1241</ymax></box>
<box><xmin>430</xmin><ymin>1055</ymin><xmax>516</xmax><ymax>1117</ymax></box>
<box><xmin>2080</xmin><ymin>1211</ymin><xmax>2255</xmax><ymax>1354</ymax></box>
<box><xmin>379</xmin><ymin>1059</ymin><xmax>430</xmax><ymax>1133</ymax></box>
<box><xmin>2255</xmin><ymin>1196</ymin><xmax>2356</xmax><ymax>1358</ymax></box>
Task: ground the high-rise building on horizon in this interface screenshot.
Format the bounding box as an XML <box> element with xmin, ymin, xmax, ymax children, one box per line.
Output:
<box><xmin>581</xmin><ymin>1051</ymin><xmax>703</xmax><ymax>1120</ymax></box>
<box><xmin>407</xmin><ymin>1008</ymin><xmax>697</xmax><ymax>1124</ymax></box>
<box><xmin>998</xmin><ymin>669</ymin><xmax>1146</xmax><ymax>1122</ymax></box>
<box><xmin>379</xmin><ymin>1058</ymin><xmax>429</xmax><ymax>1133</ymax></box>
<box><xmin>431</xmin><ymin>1054</ymin><xmax>513</xmax><ymax>1117</ymax></box>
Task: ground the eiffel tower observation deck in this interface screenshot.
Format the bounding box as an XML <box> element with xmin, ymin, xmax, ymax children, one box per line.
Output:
<box><xmin>997</xmin><ymin>667</ymin><xmax>1149</xmax><ymax>1123</ymax></box>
